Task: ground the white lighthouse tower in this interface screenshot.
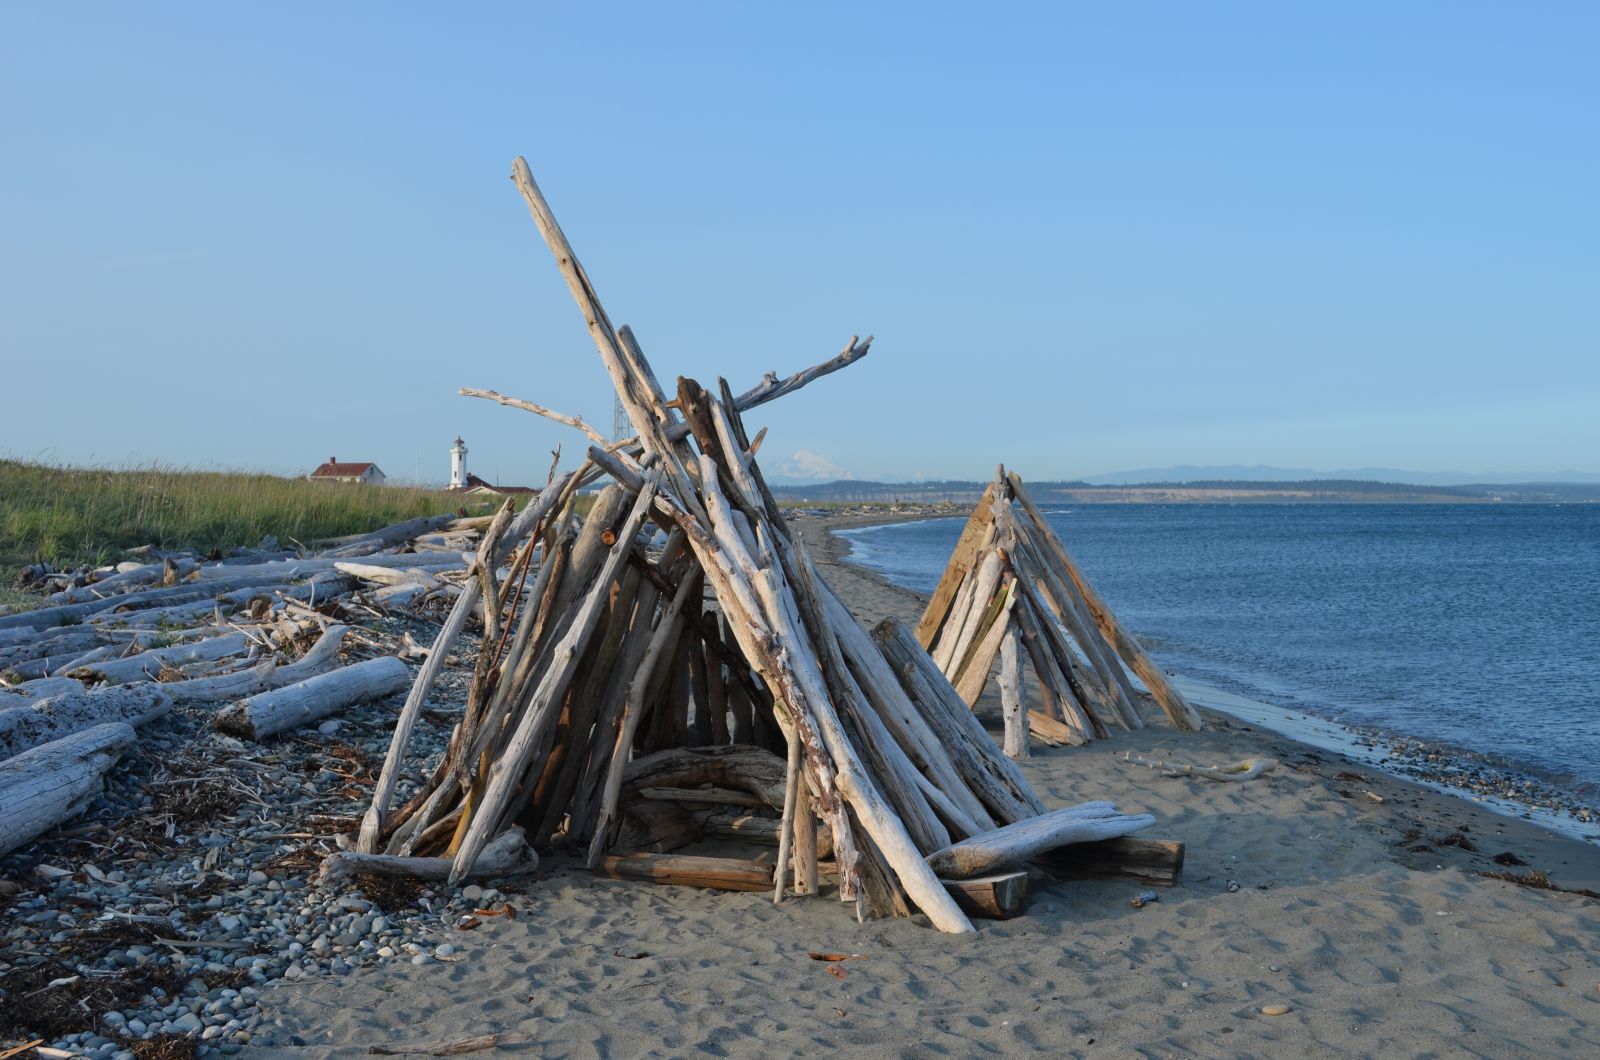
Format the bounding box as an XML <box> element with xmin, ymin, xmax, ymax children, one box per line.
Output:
<box><xmin>449</xmin><ymin>436</ymin><xmax>468</xmax><ymax>489</ymax></box>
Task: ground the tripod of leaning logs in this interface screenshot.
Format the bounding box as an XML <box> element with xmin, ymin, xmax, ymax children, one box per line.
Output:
<box><xmin>338</xmin><ymin>157</ymin><xmax>1193</xmax><ymax>933</ymax></box>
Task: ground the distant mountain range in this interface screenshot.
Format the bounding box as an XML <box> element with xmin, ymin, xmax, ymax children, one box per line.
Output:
<box><xmin>1083</xmin><ymin>465</ymin><xmax>1600</xmax><ymax>486</ymax></box>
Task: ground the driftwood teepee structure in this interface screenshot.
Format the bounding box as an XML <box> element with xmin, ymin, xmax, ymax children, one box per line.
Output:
<box><xmin>338</xmin><ymin>159</ymin><xmax>1162</xmax><ymax>933</ymax></box>
<box><xmin>915</xmin><ymin>468</ymin><xmax>1203</xmax><ymax>758</ymax></box>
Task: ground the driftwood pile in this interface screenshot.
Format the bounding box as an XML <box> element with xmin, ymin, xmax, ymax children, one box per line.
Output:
<box><xmin>345</xmin><ymin>157</ymin><xmax>1169</xmax><ymax>934</ymax></box>
<box><xmin>915</xmin><ymin>467</ymin><xmax>1204</xmax><ymax>758</ymax></box>
<box><xmin>0</xmin><ymin>515</ymin><xmax>499</xmax><ymax>858</ymax></box>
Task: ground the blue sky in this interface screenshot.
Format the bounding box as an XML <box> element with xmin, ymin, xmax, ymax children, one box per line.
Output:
<box><xmin>3</xmin><ymin>2</ymin><xmax>1595</xmax><ymax>485</ymax></box>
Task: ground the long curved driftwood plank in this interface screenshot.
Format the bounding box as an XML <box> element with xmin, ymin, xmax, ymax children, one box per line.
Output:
<box><xmin>925</xmin><ymin>802</ymin><xmax>1156</xmax><ymax>879</ymax></box>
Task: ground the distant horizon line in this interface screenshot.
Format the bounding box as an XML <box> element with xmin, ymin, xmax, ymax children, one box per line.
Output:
<box><xmin>7</xmin><ymin>453</ymin><xmax>1600</xmax><ymax>491</ymax></box>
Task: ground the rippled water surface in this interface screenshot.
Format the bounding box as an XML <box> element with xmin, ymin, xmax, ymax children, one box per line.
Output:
<box><xmin>838</xmin><ymin>504</ymin><xmax>1600</xmax><ymax>798</ymax></box>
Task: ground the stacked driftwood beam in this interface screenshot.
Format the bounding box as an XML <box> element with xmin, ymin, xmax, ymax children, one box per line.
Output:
<box><xmin>914</xmin><ymin>467</ymin><xmax>1204</xmax><ymax>758</ymax></box>
<box><xmin>348</xmin><ymin>155</ymin><xmax>1166</xmax><ymax>933</ymax></box>
<box><xmin>0</xmin><ymin>511</ymin><xmax>506</xmax><ymax>856</ymax></box>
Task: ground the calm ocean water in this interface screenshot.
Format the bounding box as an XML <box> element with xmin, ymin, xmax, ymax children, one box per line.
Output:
<box><xmin>837</xmin><ymin>504</ymin><xmax>1600</xmax><ymax>802</ymax></box>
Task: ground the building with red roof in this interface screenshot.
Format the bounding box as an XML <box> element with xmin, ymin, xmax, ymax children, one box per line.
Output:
<box><xmin>307</xmin><ymin>456</ymin><xmax>386</xmax><ymax>485</ymax></box>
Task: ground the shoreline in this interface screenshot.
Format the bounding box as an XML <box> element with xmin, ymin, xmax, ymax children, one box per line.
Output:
<box><xmin>811</xmin><ymin>508</ymin><xmax>1600</xmax><ymax>846</ymax></box>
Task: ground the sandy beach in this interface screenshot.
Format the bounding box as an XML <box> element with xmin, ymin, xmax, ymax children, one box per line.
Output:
<box><xmin>244</xmin><ymin>512</ymin><xmax>1600</xmax><ymax>1059</ymax></box>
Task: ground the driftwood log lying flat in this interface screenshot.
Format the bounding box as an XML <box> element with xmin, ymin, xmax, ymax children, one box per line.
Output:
<box><xmin>0</xmin><ymin>722</ymin><xmax>136</xmax><ymax>855</ymax></box>
<box><xmin>941</xmin><ymin>870</ymin><xmax>1030</xmax><ymax>919</ymax></box>
<box><xmin>322</xmin><ymin>514</ymin><xmax>456</xmax><ymax>558</ymax></box>
<box><xmin>1035</xmin><ymin>837</ymin><xmax>1186</xmax><ymax>887</ymax></box>
<box><xmin>0</xmin><ymin>684</ymin><xmax>173</xmax><ymax>760</ymax></box>
<box><xmin>318</xmin><ymin>827</ymin><xmax>538</xmax><ymax>884</ymax></box>
<box><xmin>597</xmin><ymin>852</ymin><xmax>775</xmax><ymax>892</ymax></box>
<box><xmin>70</xmin><ymin>632</ymin><xmax>250</xmax><ymax>685</ymax></box>
<box><xmin>925</xmin><ymin>802</ymin><xmax>1156</xmax><ymax>879</ymax></box>
<box><xmin>215</xmin><ymin>656</ymin><xmax>410</xmax><ymax>740</ymax></box>
<box><xmin>0</xmin><ymin>626</ymin><xmax>100</xmax><ymax>676</ymax></box>
<box><xmin>165</xmin><ymin>625</ymin><xmax>350</xmax><ymax>704</ymax></box>
<box><xmin>1</xmin><ymin>677</ymin><xmax>86</xmax><ymax>704</ymax></box>
<box><xmin>369</xmin><ymin>1032</ymin><xmax>532</xmax><ymax>1057</ymax></box>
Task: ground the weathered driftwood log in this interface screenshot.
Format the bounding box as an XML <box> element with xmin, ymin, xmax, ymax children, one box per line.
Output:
<box><xmin>1125</xmin><ymin>752</ymin><xmax>1278</xmax><ymax>782</ymax></box>
<box><xmin>942</xmin><ymin>870</ymin><xmax>1030</xmax><ymax>919</ymax></box>
<box><xmin>0</xmin><ymin>626</ymin><xmax>101</xmax><ymax>670</ymax></box>
<box><xmin>0</xmin><ymin>685</ymin><xmax>173</xmax><ymax>761</ymax></box>
<box><xmin>334</xmin><ymin>562</ymin><xmax>445</xmax><ymax>588</ymax></box>
<box><xmin>0</xmin><ymin>627</ymin><xmax>41</xmax><ymax>647</ymax></box>
<box><xmin>0</xmin><ymin>677</ymin><xmax>83</xmax><ymax>703</ymax></box>
<box><xmin>2</xmin><ymin>571</ymin><xmax>344</xmax><ymax>632</ymax></box>
<box><xmin>321</xmin><ymin>514</ymin><xmax>457</xmax><ymax>558</ymax></box>
<box><xmin>44</xmin><ymin>559</ymin><xmax>197</xmax><ymax>604</ymax></box>
<box><xmin>370</xmin><ymin>583</ymin><xmax>431</xmax><ymax>609</ymax></box>
<box><xmin>1026</xmin><ymin>709</ymin><xmax>1086</xmax><ymax>748</ymax></box>
<box><xmin>49</xmin><ymin>644</ymin><xmax>119</xmax><ymax>677</ymax></box>
<box><xmin>70</xmin><ymin>632</ymin><xmax>250</xmax><ymax>685</ymax></box>
<box><xmin>318</xmin><ymin>827</ymin><xmax>538</xmax><ymax>884</ymax></box>
<box><xmin>1035</xmin><ymin>836</ymin><xmax>1186</xmax><ymax>886</ymax></box>
<box><xmin>189</xmin><ymin>550</ymin><xmax>468</xmax><ymax>585</ymax></box>
<box><xmin>215</xmin><ymin>656</ymin><xmax>410</xmax><ymax>740</ymax></box>
<box><xmin>0</xmin><ymin>722</ymin><xmax>136</xmax><ymax>855</ymax></box>
<box><xmin>925</xmin><ymin>802</ymin><xmax>1157</xmax><ymax>879</ymax></box>
<box><xmin>998</xmin><ymin>625</ymin><xmax>1027</xmax><ymax>758</ymax></box>
<box><xmin>934</xmin><ymin>550</ymin><xmax>1003</xmax><ymax>675</ymax></box>
<box><xmin>165</xmin><ymin>625</ymin><xmax>349</xmax><ymax>704</ymax></box>
<box><xmin>369</xmin><ymin>1032</ymin><xmax>532</xmax><ymax>1056</ymax></box>
<box><xmin>596</xmin><ymin>852</ymin><xmax>774</xmax><ymax>892</ymax></box>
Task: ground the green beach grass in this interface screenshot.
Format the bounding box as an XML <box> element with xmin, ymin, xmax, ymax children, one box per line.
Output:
<box><xmin>0</xmin><ymin>460</ymin><xmax>493</xmax><ymax>592</ymax></box>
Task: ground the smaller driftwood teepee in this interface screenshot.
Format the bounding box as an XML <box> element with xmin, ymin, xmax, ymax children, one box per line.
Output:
<box><xmin>914</xmin><ymin>469</ymin><xmax>1203</xmax><ymax>758</ymax></box>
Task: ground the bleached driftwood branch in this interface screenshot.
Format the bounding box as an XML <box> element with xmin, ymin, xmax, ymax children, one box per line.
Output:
<box><xmin>1123</xmin><ymin>752</ymin><xmax>1278</xmax><ymax>782</ymax></box>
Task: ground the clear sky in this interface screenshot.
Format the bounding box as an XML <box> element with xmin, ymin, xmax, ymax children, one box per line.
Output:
<box><xmin>3</xmin><ymin>2</ymin><xmax>1596</xmax><ymax>485</ymax></box>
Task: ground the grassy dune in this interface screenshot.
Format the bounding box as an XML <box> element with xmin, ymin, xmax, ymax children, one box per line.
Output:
<box><xmin>0</xmin><ymin>460</ymin><xmax>490</xmax><ymax>573</ymax></box>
